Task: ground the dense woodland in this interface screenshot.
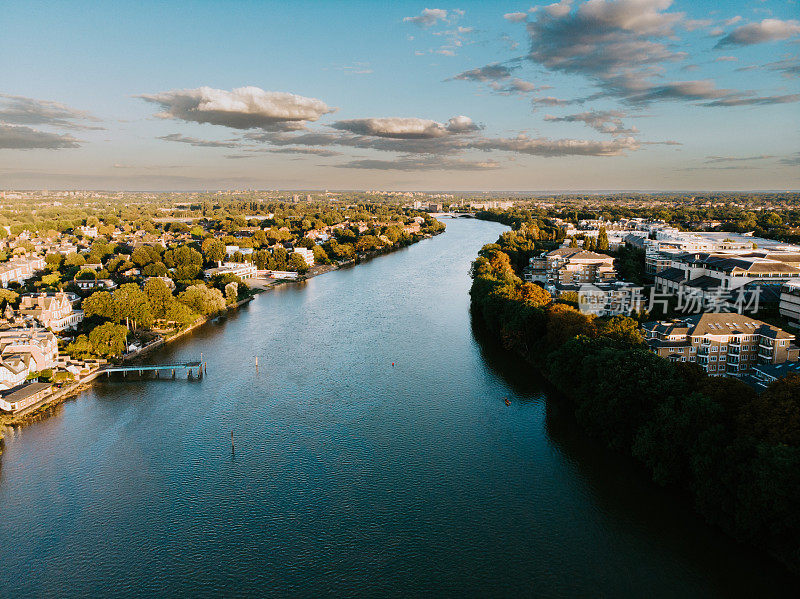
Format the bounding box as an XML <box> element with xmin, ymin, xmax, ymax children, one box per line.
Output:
<box><xmin>470</xmin><ymin>216</ymin><xmax>800</xmax><ymax>575</ymax></box>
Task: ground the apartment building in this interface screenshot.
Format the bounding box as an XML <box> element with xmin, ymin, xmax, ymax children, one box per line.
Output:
<box><xmin>292</xmin><ymin>247</ymin><xmax>315</xmax><ymax>267</ymax></box>
<box><xmin>779</xmin><ymin>281</ymin><xmax>800</xmax><ymax>327</ymax></box>
<box><xmin>641</xmin><ymin>312</ymin><xmax>798</xmax><ymax>377</ymax></box>
<box><xmin>524</xmin><ymin>248</ymin><xmax>616</xmax><ymax>285</ymax></box>
<box><xmin>654</xmin><ymin>251</ymin><xmax>800</xmax><ymax>295</ymax></box>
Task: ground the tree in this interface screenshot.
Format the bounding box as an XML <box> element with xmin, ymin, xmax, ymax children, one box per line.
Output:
<box><xmin>518</xmin><ymin>282</ymin><xmax>551</xmax><ymax>307</ymax></box>
<box><xmin>287</xmin><ymin>253</ymin><xmax>309</xmax><ymax>274</ymax></box>
<box><xmin>225</xmin><ymin>281</ymin><xmax>238</xmax><ymax>305</ymax></box>
<box><xmin>39</xmin><ymin>273</ymin><xmax>61</xmax><ymax>288</ymax></box>
<box><xmin>131</xmin><ymin>246</ymin><xmax>155</xmax><ymax>267</ymax></box>
<box><xmin>312</xmin><ymin>245</ymin><xmax>328</xmax><ymax>264</ymax></box>
<box><xmin>164</xmin><ymin>299</ymin><xmax>196</xmax><ymax>326</ymax></box>
<box><xmin>178</xmin><ymin>284</ymin><xmax>226</xmax><ymax>315</ymax></box>
<box><xmin>569</xmin><ymin>236</ymin><xmax>578</xmax><ymax>248</ymax></box>
<box><xmin>201</xmin><ymin>238</ymin><xmax>226</xmax><ymax>264</ymax></box>
<box><xmin>89</xmin><ymin>322</ymin><xmax>128</xmax><ymax>357</ymax></box>
<box><xmin>65</xmin><ymin>334</ymin><xmax>94</xmax><ymax>359</ymax></box>
<box><xmin>144</xmin><ymin>277</ymin><xmax>172</xmax><ymax>319</ymax></box>
<box><xmin>65</xmin><ymin>252</ymin><xmax>86</xmax><ymax>267</ymax></box>
<box><xmin>83</xmin><ymin>291</ymin><xmax>116</xmax><ymax>320</ymax></box>
<box><xmin>596</xmin><ymin>227</ymin><xmax>609</xmax><ymax>251</ymax></box>
<box><xmin>0</xmin><ymin>288</ymin><xmax>19</xmax><ymax>306</ymax></box>
<box><xmin>45</xmin><ymin>253</ymin><xmax>64</xmax><ymax>271</ymax></box>
<box><xmin>598</xmin><ymin>315</ymin><xmax>644</xmax><ymax>345</ymax></box>
<box><xmin>113</xmin><ymin>283</ymin><xmax>153</xmax><ymax>329</ymax></box>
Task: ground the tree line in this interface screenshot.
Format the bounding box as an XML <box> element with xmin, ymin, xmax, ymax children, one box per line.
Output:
<box><xmin>470</xmin><ymin>223</ymin><xmax>800</xmax><ymax>576</ymax></box>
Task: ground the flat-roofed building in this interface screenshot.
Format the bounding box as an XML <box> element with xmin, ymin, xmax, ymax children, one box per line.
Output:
<box><xmin>779</xmin><ymin>281</ymin><xmax>800</xmax><ymax>328</ymax></box>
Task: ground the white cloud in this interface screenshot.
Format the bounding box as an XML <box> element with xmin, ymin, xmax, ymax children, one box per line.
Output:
<box><xmin>138</xmin><ymin>86</ymin><xmax>334</xmax><ymax>130</ymax></box>
<box><xmin>403</xmin><ymin>8</ymin><xmax>448</xmax><ymax>27</ymax></box>
<box><xmin>504</xmin><ymin>12</ymin><xmax>528</xmax><ymax>23</ymax></box>
<box><xmin>716</xmin><ymin>18</ymin><xmax>800</xmax><ymax>47</ymax></box>
<box><xmin>331</xmin><ymin>116</ymin><xmax>479</xmax><ymax>139</ymax></box>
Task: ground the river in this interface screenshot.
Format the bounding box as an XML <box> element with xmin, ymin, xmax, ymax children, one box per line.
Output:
<box><xmin>0</xmin><ymin>218</ymin><xmax>796</xmax><ymax>597</ymax></box>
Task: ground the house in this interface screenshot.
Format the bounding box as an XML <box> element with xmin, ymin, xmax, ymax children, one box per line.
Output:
<box><xmin>19</xmin><ymin>292</ymin><xmax>83</xmax><ymax>331</ymax></box>
<box><xmin>0</xmin><ymin>256</ymin><xmax>46</xmax><ymax>287</ymax></box>
<box><xmin>0</xmin><ymin>382</ymin><xmax>52</xmax><ymax>414</ymax></box>
<box><xmin>641</xmin><ymin>312</ymin><xmax>799</xmax><ymax>377</ymax></box>
<box><xmin>78</xmin><ymin>225</ymin><xmax>98</xmax><ymax>238</ymax></box>
<box><xmin>74</xmin><ymin>278</ymin><xmax>117</xmax><ymax>291</ymax></box>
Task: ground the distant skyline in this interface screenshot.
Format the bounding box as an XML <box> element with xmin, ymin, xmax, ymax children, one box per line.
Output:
<box><xmin>1</xmin><ymin>0</ymin><xmax>799</xmax><ymax>191</ymax></box>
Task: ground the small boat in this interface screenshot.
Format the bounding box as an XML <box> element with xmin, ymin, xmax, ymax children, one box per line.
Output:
<box><xmin>504</xmin><ymin>398</ymin><xmax>511</xmax><ymax>406</ymax></box>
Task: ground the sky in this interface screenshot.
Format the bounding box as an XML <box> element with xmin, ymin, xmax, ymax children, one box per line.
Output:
<box><xmin>1</xmin><ymin>0</ymin><xmax>799</xmax><ymax>191</ymax></box>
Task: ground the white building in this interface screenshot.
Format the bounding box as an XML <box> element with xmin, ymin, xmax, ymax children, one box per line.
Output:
<box><xmin>0</xmin><ymin>256</ymin><xmax>46</xmax><ymax>287</ymax></box>
<box><xmin>292</xmin><ymin>247</ymin><xmax>315</xmax><ymax>267</ymax></box>
<box><xmin>204</xmin><ymin>261</ymin><xmax>257</xmax><ymax>280</ymax></box>
<box><xmin>0</xmin><ymin>328</ymin><xmax>58</xmax><ymax>390</ymax></box>
<box><xmin>19</xmin><ymin>292</ymin><xmax>83</xmax><ymax>331</ymax></box>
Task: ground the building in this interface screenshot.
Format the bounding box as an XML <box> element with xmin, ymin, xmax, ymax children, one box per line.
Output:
<box><xmin>19</xmin><ymin>292</ymin><xmax>83</xmax><ymax>331</ymax></box>
<box><xmin>78</xmin><ymin>225</ymin><xmax>98</xmax><ymax>238</ymax></box>
<box><xmin>749</xmin><ymin>361</ymin><xmax>800</xmax><ymax>389</ymax></box>
<box><xmin>654</xmin><ymin>251</ymin><xmax>800</xmax><ymax>297</ymax></box>
<box><xmin>0</xmin><ymin>256</ymin><xmax>46</xmax><ymax>287</ymax></box>
<box><xmin>74</xmin><ymin>278</ymin><xmax>117</xmax><ymax>291</ymax></box>
<box><xmin>292</xmin><ymin>247</ymin><xmax>315</xmax><ymax>267</ymax></box>
<box><xmin>524</xmin><ymin>248</ymin><xmax>616</xmax><ymax>285</ymax></box>
<box><xmin>203</xmin><ymin>261</ymin><xmax>257</xmax><ymax>280</ymax></box>
<box><xmin>0</xmin><ymin>328</ymin><xmax>58</xmax><ymax>390</ymax></box>
<box><xmin>574</xmin><ymin>281</ymin><xmax>644</xmax><ymax>316</ymax></box>
<box><xmin>779</xmin><ymin>281</ymin><xmax>800</xmax><ymax>328</ymax></box>
<box><xmin>641</xmin><ymin>312</ymin><xmax>799</xmax><ymax>377</ymax></box>
<box><xmin>0</xmin><ymin>382</ymin><xmax>52</xmax><ymax>414</ymax></box>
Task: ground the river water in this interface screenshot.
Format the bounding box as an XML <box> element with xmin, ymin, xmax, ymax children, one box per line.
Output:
<box><xmin>0</xmin><ymin>218</ymin><xmax>796</xmax><ymax>597</ymax></box>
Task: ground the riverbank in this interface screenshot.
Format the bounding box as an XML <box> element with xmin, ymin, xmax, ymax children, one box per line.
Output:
<box><xmin>470</xmin><ymin>228</ymin><xmax>800</xmax><ymax>577</ymax></box>
<box><xmin>0</xmin><ymin>229</ymin><xmax>444</xmax><ymax>429</ymax></box>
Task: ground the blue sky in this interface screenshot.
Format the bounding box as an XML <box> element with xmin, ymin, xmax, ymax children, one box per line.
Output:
<box><xmin>1</xmin><ymin>0</ymin><xmax>798</xmax><ymax>191</ymax></box>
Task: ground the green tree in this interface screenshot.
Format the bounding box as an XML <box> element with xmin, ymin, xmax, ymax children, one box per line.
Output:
<box><xmin>113</xmin><ymin>283</ymin><xmax>153</xmax><ymax>329</ymax></box>
<box><xmin>178</xmin><ymin>284</ymin><xmax>226</xmax><ymax>315</ymax></box>
<box><xmin>89</xmin><ymin>322</ymin><xmax>128</xmax><ymax>357</ymax></box>
<box><xmin>143</xmin><ymin>277</ymin><xmax>173</xmax><ymax>319</ymax></box>
<box><xmin>83</xmin><ymin>291</ymin><xmax>116</xmax><ymax>320</ymax></box>
<box><xmin>596</xmin><ymin>227</ymin><xmax>609</xmax><ymax>251</ymax></box>
<box><xmin>201</xmin><ymin>238</ymin><xmax>226</xmax><ymax>264</ymax></box>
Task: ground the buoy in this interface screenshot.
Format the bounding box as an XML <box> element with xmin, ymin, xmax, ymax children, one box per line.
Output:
<box><xmin>392</xmin><ymin>363</ymin><xmax>395</xmax><ymax>367</ymax></box>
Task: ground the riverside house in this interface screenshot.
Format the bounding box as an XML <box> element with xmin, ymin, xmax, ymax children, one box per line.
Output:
<box><xmin>19</xmin><ymin>292</ymin><xmax>83</xmax><ymax>331</ymax></box>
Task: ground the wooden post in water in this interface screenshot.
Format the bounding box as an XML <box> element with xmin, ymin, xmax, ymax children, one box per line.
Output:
<box><xmin>231</xmin><ymin>430</ymin><xmax>235</xmax><ymax>455</ymax></box>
